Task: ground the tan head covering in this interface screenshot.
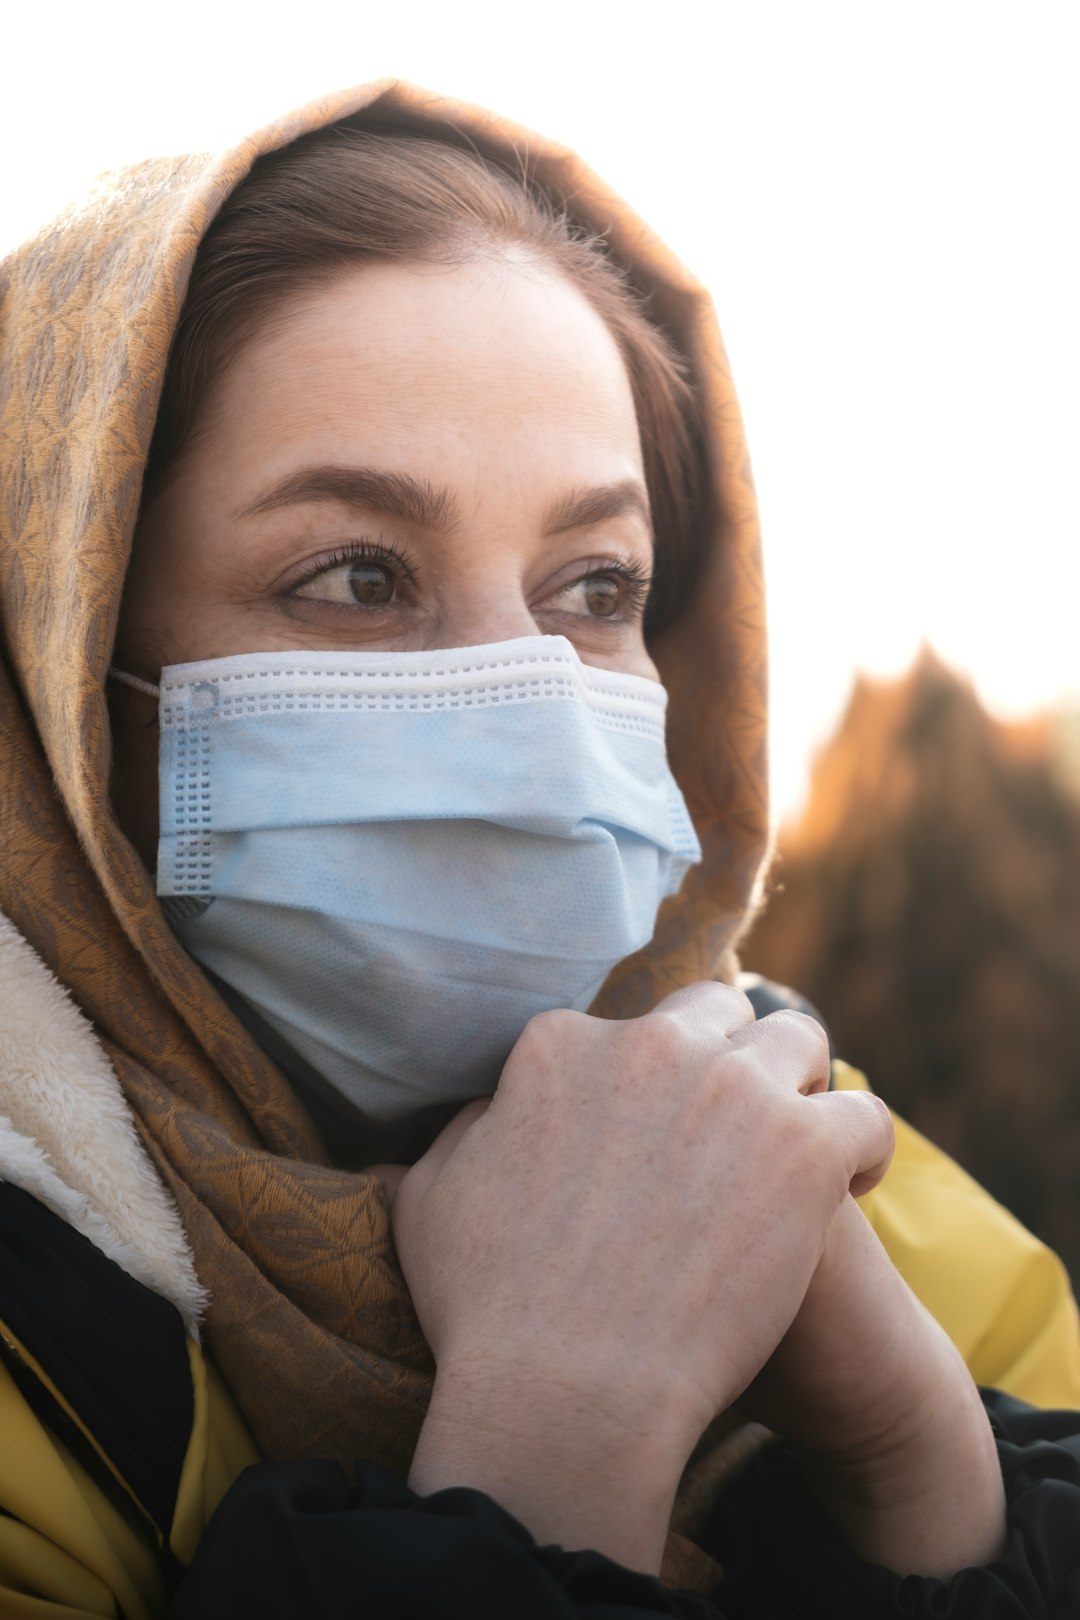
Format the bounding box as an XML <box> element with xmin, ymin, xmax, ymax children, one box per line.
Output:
<box><xmin>0</xmin><ymin>79</ymin><xmax>767</xmax><ymax>1576</ymax></box>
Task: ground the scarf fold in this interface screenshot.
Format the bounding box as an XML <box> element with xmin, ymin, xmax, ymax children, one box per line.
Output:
<box><xmin>0</xmin><ymin>79</ymin><xmax>768</xmax><ymax>1589</ymax></box>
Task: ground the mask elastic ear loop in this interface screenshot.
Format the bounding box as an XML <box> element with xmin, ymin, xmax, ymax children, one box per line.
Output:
<box><xmin>108</xmin><ymin>667</ymin><xmax>161</xmax><ymax>700</ymax></box>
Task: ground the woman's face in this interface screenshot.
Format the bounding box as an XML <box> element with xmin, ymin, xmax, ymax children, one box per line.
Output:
<box><xmin>113</xmin><ymin>253</ymin><xmax>659</xmax><ymax>864</ymax></box>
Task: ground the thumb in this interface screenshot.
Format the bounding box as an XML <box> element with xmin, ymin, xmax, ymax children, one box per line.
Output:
<box><xmin>379</xmin><ymin>1097</ymin><xmax>493</xmax><ymax>1208</ymax></box>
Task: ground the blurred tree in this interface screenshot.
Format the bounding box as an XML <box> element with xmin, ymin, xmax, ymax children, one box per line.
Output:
<box><xmin>743</xmin><ymin>649</ymin><xmax>1080</xmax><ymax>1284</ymax></box>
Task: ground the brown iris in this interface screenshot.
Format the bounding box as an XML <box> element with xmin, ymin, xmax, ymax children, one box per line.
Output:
<box><xmin>348</xmin><ymin>562</ymin><xmax>395</xmax><ymax>604</ymax></box>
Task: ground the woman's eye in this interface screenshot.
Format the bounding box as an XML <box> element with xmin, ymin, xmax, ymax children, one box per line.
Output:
<box><xmin>558</xmin><ymin>568</ymin><xmax>648</xmax><ymax>621</ymax></box>
<box><xmin>292</xmin><ymin>549</ymin><xmax>405</xmax><ymax>608</ymax></box>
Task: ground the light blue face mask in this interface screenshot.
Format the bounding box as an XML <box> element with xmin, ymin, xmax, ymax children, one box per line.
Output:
<box><xmin>114</xmin><ymin>635</ymin><xmax>701</xmax><ymax>1127</ymax></box>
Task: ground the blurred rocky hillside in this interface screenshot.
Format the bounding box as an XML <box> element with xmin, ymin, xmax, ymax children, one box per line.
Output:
<box><xmin>742</xmin><ymin>650</ymin><xmax>1080</xmax><ymax>1284</ymax></box>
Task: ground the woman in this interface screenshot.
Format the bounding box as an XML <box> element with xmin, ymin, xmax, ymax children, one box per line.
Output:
<box><xmin>1</xmin><ymin>81</ymin><xmax>1078</xmax><ymax>1618</ymax></box>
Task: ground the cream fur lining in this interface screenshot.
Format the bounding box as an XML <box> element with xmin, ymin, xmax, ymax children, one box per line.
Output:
<box><xmin>0</xmin><ymin>911</ymin><xmax>207</xmax><ymax>1335</ymax></box>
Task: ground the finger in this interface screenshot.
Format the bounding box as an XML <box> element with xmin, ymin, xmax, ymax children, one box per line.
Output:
<box><xmin>726</xmin><ymin>1008</ymin><xmax>832</xmax><ymax>1095</ymax></box>
<box><xmin>399</xmin><ymin>1097</ymin><xmax>492</xmax><ymax>1201</ymax></box>
<box><xmin>651</xmin><ymin>979</ymin><xmax>757</xmax><ymax>1041</ymax></box>
<box><xmin>813</xmin><ymin>1089</ymin><xmax>895</xmax><ymax>1196</ymax></box>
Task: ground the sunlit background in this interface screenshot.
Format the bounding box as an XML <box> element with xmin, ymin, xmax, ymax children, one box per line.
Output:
<box><xmin>3</xmin><ymin>0</ymin><xmax>1077</xmax><ymax>820</ymax></box>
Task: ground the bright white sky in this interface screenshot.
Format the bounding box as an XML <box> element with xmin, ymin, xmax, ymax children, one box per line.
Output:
<box><xmin>4</xmin><ymin>0</ymin><xmax>1077</xmax><ymax>819</ymax></box>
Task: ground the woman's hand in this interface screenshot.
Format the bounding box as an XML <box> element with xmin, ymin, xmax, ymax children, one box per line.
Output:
<box><xmin>384</xmin><ymin>983</ymin><xmax>893</xmax><ymax>1572</ymax></box>
<box><xmin>741</xmin><ymin>1195</ymin><xmax>1006</xmax><ymax>1577</ymax></box>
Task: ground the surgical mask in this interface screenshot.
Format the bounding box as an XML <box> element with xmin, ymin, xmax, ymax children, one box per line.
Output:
<box><xmin>112</xmin><ymin>636</ymin><xmax>701</xmax><ymax>1127</ymax></box>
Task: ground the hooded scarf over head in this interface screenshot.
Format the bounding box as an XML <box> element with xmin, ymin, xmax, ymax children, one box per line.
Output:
<box><xmin>0</xmin><ymin>82</ymin><xmax>768</xmax><ymax>1514</ymax></box>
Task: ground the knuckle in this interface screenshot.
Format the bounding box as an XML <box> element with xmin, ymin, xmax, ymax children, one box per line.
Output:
<box><xmin>822</xmin><ymin>1089</ymin><xmax>896</xmax><ymax>1188</ymax></box>
<box><xmin>733</xmin><ymin>1008</ymin><xmax>831</xmax><ymax>1093</ymax></box>
<box><xmin>502</xmin><ymin>1007</ymin><xmax>589</xmax><ymax>1093</ymax></box>
<box><xmin>517</xmin><ymin>1006</ymin><xmax>585</xmax><ymax>1048</ymax></box>
<box><xmin>862</xmin><ymin>1090</ymin><xmax>896</xmax><ymax>1153</ymax></box>
<box><xmin>650</xmin><ymin>981</ymin><xmax>756</xmax><ymax>1054</ymax></box>
<box><xmin>704</xmin><ymin>981</ymin><xmax>756</xmax><ymax>1023</ymax></box>
<box><xmin>657</xmin><ymin>980</ymin><xmax>754</xmax><ymax>1021</ymax></box>
<box><xmin>776</xmin><ymin>1007</ymin><xmax>829</xmax><ymax>1051</ymax></box>
<box><xmin>756</xmin><ymin>1007</ymin><xmax>829</xmax><ymax>1058</ymax></box>
<box><xmin>696</xmin><ymin>972</ymin><xmax>757</xmax><ymax>1023</ymax></box>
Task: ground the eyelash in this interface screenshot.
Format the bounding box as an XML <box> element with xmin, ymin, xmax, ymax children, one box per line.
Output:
<box><xmin>573</xmin><ymin>558</ymin><xmax>653</xmax><ymax>620</ymax></box>
<box><xmin>288</xmin><ymin>539</ymin><xmax>653</xmax><ymax>621</ymax></box>
<box><xmin>292</xmin><ymin>536</ymin><xmax>420</xmax><ymax>592</ymax></box>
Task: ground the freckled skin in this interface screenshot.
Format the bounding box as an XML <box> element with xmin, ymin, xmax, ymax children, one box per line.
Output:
<box><xmin>111</xmin><ymin>254</ymin><xmax>659</xmax><ymax>865</ymax></box>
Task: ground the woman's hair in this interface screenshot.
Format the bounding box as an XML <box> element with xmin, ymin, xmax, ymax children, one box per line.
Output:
<box><xmin>144</xmin><ymin>123</ymin><xmax>707</xmax><ymax>633</ymax></box>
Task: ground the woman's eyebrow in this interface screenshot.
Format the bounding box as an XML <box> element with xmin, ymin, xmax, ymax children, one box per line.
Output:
<box><xmin>235</xmin><ymin>466</ymin><xmax>461</xmax><ymax>531</ymax></box>
<box><xmin>542</xmin><ymin>480</ymin><xmax>653</xmax><ymax>539</ymax></box>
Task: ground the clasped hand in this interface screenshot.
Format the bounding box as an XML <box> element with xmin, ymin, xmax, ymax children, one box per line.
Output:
<box><xmin>379</xmin><ymin>984</ymin><xmax>1004</xmax><ymax>1579</ymax></box>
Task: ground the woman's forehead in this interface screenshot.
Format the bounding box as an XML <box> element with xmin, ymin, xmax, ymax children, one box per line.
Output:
<box><xmin>213</xmin><ymin>257</ymin><xmax>637</xmax><ymax>413</ymax></box>
<box><xmin>189</xmin><ymin>257</ymin><xmax>646</xmax><ymax>502</ymax></box>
